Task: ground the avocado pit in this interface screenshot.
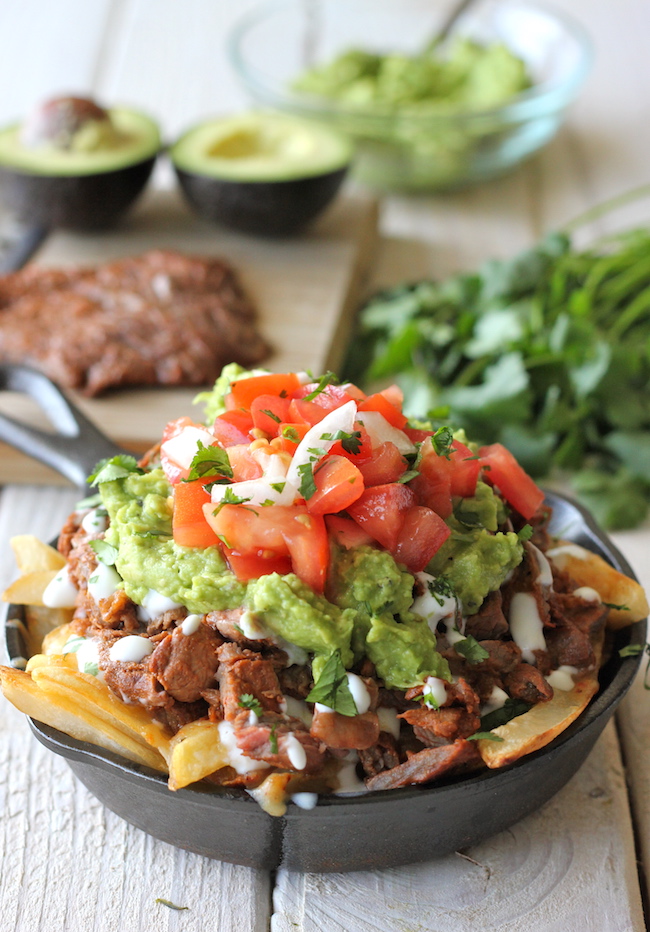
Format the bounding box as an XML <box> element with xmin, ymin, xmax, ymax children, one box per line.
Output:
<box><xmin>0</xmin><ymin>95</ymin><xmax>160</xmax><ymax>230</ymax></box>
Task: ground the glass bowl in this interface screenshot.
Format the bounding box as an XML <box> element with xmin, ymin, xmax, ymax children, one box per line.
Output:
<box><xmin>228</xmin><ymin>0</ymin><xmax>593</xmax><ymax>191</ymax></box>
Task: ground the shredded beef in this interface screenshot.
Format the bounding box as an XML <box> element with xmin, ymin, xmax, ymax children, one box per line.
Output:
<box><xmin>365</xmin><ymin>739</ymin><xmax>480</xmax><ymax>791</ymax></box>
<box><xmin>502</xmin><ymin>663</ymin><xmax>554</xmax><ymax>704</ymax></box>
<box><xmin>358</xmin><ymin>733</ymin><xmax>401</xmax><ymax>779</ymax></box>
<box><xmin>464</xmin><ymin>590</ymin><xmax>509</xmax><ymax>640</ymax></box>
<box><xmin>216</xmin><ymin>643</ymin><xmax>284</xmax><ymax>720</ymax></box>
<box><xmin>149</xmin><ymin>623</ymin><xmax>222</xmax><ymax>703</ymax></box>
<box><xmin>310</xmin><ymin>709</ymin><xmax>380</xmax><ymax>750</ymax></box>
<box><xmin>399</xmin><ymin>707</ymin><xmax>481</xmax><ymax>746</ymax></box>
<box><xmin>234</xmin><ymin>713</ymin><xmax>326</xmax><ymax>773</ymax></box>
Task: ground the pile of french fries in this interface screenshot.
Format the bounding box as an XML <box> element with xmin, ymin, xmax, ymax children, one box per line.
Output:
<box><xmin>1</xmin><ymin>534</ymin><xmax>648</xmax><ymax>808</ymax></box>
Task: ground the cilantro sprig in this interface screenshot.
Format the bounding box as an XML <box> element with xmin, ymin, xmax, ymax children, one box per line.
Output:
<box><xmin>344</xmin><ymin>208</ymin><xmax>650</xmax><ymax>530</ymax></box>
<box><xmin>88</xmin><ymin>455</ymin><xmax>143</xmax><ymax>485</ymax></box>
<box><xmin>306</xmin><ymin>651</ymin><xmax>358</xmax><ymax>716</ymax></box>
<box><xmin>184</xmin><ymin>442</ymin><xmax>233</xmax><ymax>483</ymax></box>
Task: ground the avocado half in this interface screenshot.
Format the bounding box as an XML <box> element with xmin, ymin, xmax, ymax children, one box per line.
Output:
<box><xmin>0</xmin><ymin>107</ymin><xmax>160</xmax><ymax>231</ymax></box>
<box><xmin>170</xmin><ymin>112</ymin><xmax>352</xmax><ymax>236</ymax></box>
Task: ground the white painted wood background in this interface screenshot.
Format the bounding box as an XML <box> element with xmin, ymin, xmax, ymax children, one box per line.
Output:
<box><xmin>1</xmin><ymin>1</ymin><xmax>649</xmax><ymax>930</ymax></box>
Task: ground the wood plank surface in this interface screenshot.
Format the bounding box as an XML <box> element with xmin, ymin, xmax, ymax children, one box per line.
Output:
<box><xmin>0</xmin><ymin>186</ymin><xmax>377</xmax><ymax>485</ymax></box>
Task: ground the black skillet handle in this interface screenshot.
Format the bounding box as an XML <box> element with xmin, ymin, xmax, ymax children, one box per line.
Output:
<box><xmin>0</xmin><ymin>364</ymin><xmax>131</xmax><ymax>487</ymax></box>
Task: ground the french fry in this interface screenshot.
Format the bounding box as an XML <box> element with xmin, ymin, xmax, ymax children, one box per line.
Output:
<box><xmin>2</xmin><ymin>570</ymin><xmax>60</xmax><ymax>607</ymax></box>
<box><xmin>477</xmin><ymin>676</ymin><xmax>599</xmax><ymax>769</ymax></box>
<box><xmin>24</xmin><ymin>607</ymin><xmax>73</xmax><ymax>656</ymax></box>
<box><xmin>167</xmin><ymin>719</ymin><xmax>231</xmax><ymax>790</ymax></box>
<box><xmin>29</xmin><ymin>662</ymin><xmax>172</xmax><ymax>755</ymax></box>
<box><xmin>549</xmin><ymin>542</ymin><xmax>649</xmax><ymax>629</ymax></box>
<box><xmin>0</xmin><ymin>665</ymin><xmax>166</xmax><ymax>772</ymax></box>
<box><xmin>40</xmin><ymin>622</ymin><xmax>75</xmax><ymax>656</ymax></box>
<box><xmin>10</xmin><ymin>535</ymin><xmax>65</xmax><ymax>574</ymax></box>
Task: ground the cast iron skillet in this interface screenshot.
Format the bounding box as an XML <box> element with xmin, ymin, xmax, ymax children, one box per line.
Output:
<box><xmin>0</xmin><ymin>363</ymin><xmax>645</xmax><ymax>872</ymax></box>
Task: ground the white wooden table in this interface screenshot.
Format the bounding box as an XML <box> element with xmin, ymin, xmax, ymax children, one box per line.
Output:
<box><xmin>1</xmin><ymin>2</ymin><xmax>650</xmax><ymax>930</ymax></box>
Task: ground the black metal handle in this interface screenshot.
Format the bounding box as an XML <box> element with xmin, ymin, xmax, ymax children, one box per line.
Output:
<box><xmin>0</xmin><ymin>364</ymin><xmax>130</xmax><ymax>487</ymax></box>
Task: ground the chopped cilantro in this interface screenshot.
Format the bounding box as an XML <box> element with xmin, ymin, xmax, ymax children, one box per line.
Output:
<box><xmin>517</xmin><ymin>524</ymin><xmax>534</xmax><ymax>541</ymax></box>
<box><xmin>306</xmin><ymin>651</ymin><xmax>358</xmax><ymax>716</ymax></box>
<box><xmin>432</xmin><ymin>426</ymin><xmax>454</xmax><ymax>458</ymax></box>
<box><xmin>281</xmin><ymin>426</ymin><xmax>301</xmax><ymax>444</ymax></box>
<box><xmin>427</xmin><ymin>577</ymin><xmax>456</xmax><ymax>606</ymax></box>
<box><xmin>62</xmin><ymin>635</ymin><xmax>85</xmax><ymax>655</ymax></box>
<box><xmin>454</xmin><ymin>635</ymin><xmax>490</xmax><ymax>664</ymax></box>
<box><xmin>184</xmin><ymin>442</ymin><xmax>233</xmax><ymax>482</ymax></box>
<box><xmin>269</xmin><ymin>724</ymin><xmax>279</xmax><ymax>755</ymax></box>
<box><xmin>238</xmin><ymin>694</ymin><xmax>263</xmax><ymax>717</ymax></box>
<box><xmin>304</xmin><ymin>371</ymin><xmax>339</xmax><ymax>401</ymax></box>
<box><xmin>83</xmin><ymin>661</ymin><xmax>99</xmax><ymax>677</ymax></box>
<box><xmin>297</xmin><ymin>461</ymin><xmax>317</xmax><ymax>500</ymax></box>
<box><xmin>89</xmin><ymin>539</ymin><xmax>118</xmax><ymax>565</ymax></box>
<box><xmin>319</xmin><ymin>429</ymin><xmax>363</xmax><ymax>455</ymax></box>
<box><xmin>88</xmin><ymin>455</ymin><xmax>143</xmax><ymax>485</ymax></box>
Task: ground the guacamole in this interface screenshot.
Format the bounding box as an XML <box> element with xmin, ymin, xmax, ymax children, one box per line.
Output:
<box><xmin>96</xmin><ymin>442</ymin><xmax>523</xmax><ymax>689</ymax></box>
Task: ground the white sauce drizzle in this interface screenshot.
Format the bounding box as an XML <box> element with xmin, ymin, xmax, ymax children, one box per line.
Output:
<box><xmin>217</xmin><ymin>721</ymin><xmax>268</xmax><ymax>775</ymax></box>
<box><xmin>137</xmin><ymin>589</ymin><xmax>183</xmax><ymax>622</ymax></box>
<box><xmin>76</xmin><ymin>638</ymin><xmax>101</xmax><ymax>677</ymax></box>
<box><xmin>346</xmin><ymin>673</ymin><xmax>371</xmax><ymax>714</ymax></box>
<box><xmin>108</xmin><ymin>635</ymin><xmax>154</xmax><ymax>663</ymax></box>
<box><xmin>42</xmin><ymin>565</ymin><xmax>78</xmax><ymax>608</ymax></box>
<box><xmin>87</xmin><ymin>562</ymin><xmax>122</xmax><ymax>603</ymax></box>
<box><xmin>422</xmin><ymin>676</ymin><xmax>447</xmax><ymax>710</ymax></box>
<box><xmin>546</xmin><ymin>664</ymin><xmax>579</xmax><ymax>692</ymax></box>
<box><xmin>181</xmin><ymin>613</ymin><xmax>202</xmax><ymax>635</ymax></box>
<box><xmin>291</xmin><ymin>792</ymin><xmax>318</xmax><ymax>810</ymax></box>
<box><xmin>546</xmin><ymin>543</ymin><xmax>589</xmax><ymax>567</ymax></box>
<box><xmin>509</xmin><ymin>591</ymin><xmax>547</xmax><ymax>663</ymax></box>
<box><xmin>530</xmin><ymin>544</ymin><xmax>553</xmax><ymax>587</ymax></box>
<box><xmin>285</xmin><ymin>733</ymin><xmax>307</xmax><ymax>770</ymax></box>
<box><xmin>377</xmin><ymin>706</ymin><xmax>400</xmax><ymax>739</ymax></box>
<box><xmin>412</xmin><ymin>572</ymin><xmax>457</xmax><ymax>633</ymax></box>
<box><xmin>481</xmin><ymin>685</ymin><xmax>509</xmax><ymax>716</ymax></box>
<box><xmin>574</xmin><ymin>586</ymin><xmax>601</xmax><ymax>603</ymax></box>
<box><xmin>333</xmin><ymin>751</ymin><xmax>366</xmax><ymax>795</ymax></box>
<box><xmin>81</xmin><ymin>508</ymin><xmax>108</xmax><ymax>535</ymax></box>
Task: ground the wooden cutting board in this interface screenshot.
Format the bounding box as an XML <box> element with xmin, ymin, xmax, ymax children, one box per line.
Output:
<box><xmin>0</xmin><ymin>186</ymin><xmax>378</xmax><ymax>485</ymax></box>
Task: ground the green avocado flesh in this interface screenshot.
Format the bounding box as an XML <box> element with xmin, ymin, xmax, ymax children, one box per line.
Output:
<box><xmin>99</xmin><ymin>467</ymin><xmax>522</xmax><ymax>690</ymax></box>
<box><xmin>0</xmin><ymin>109</ymin><xmax>160</xmax><ymax>175</ymax></box>
<box><xmin>170</xmin><ymin>112</ymin><xmax>352</xmax><ymax>182</ymax></box>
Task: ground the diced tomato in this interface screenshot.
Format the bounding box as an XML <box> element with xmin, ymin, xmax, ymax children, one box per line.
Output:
<box><xmin>357</xmin><ymin>441</ymin><xmax>407</xmax><ymax>486</ymax></box>
<box><xmin>448</xmin><ymin>440</ymin><xmax>481</xmax><ymax>498</ymax></box>
<box><xmin>273</xmin><ymin>422</ymin><xmax>311</xmax><ymax>454</ymax></box>
<box><xmin>223</xmin><ymin>548</ymin><xmax>292</xmax><ymax>581</ymax></box>
<box><xmin>358</xmin><ymin>392</ymin><xmax>407</xmax><ymax>430</ymax></box>
<box><xmin>250</xmin><ymin>394</ymin><xmax>291</xmax><ymax>436</ymax></box>
<box><xmin>408</xmin><ymin>446</ymin><xmax>453</xmax><ymax>519</ymax></box>
<box><xmin>325</xmin><ymin>514</ymin><xmax>375</xmax><ymax>550</ymax></box>
<box><xmin>393</xmin><ymin>506</ymin><xmax>451</xmax><ymax>573</ymax></box>
<box><xmin>404</xmin><ymin>426</ymin><xmax>434</xmax><ymax>444</ymax></box>
<box><xmin>173</xmin><ymin>480</ymin><xmax>221</xmax><ymax>548</ymax></box>
<box><xmin>341</xmin><ymin>382</ymin><xmax>367</xmax><ymax>402</ymax></box>
<box><xmin>306</xmin><ymin>455</ymin><xmax>365</xmax><ymax>516</ymax></box>
<box><xmin>228</xmin><ymin>372</ymin><xmax>301</xmax><ymax>411</ymax></box>
<box><xmin>226</xmin><ymin>444</ymin><xmax>263</xmax><ymax>481</ymax></box>
<box><xmin>205</xmin><ymin>503</ymin><xmax>329</xmax><ymax>592</ymax></box>
<box><xmin>479</xmin><ymin>443</ymin><xmax>545</xmax><ymax>520</ymax></box>
<box><xmin>346</xmin><ymin>483</ymin><xmax>416</xmax><ymax>552</ymax></box>
<box><xmin>378</xmin><ymin>384</ymin><xmax>404</xmax><ymax>409</ymax></box>
<box><xmin>325</xmin><ymin>424</ymin><xmax>373</xmax><ymax>467</ymax></box>
<box><xmin>212</xmin><ymin>409</ymin><xmax>255</xmax><ymax>447</ymax></box>
<box><xmin>288</xmin><ymin>383</ymin><xmax>356</xmax><ymax>427</ymax></box>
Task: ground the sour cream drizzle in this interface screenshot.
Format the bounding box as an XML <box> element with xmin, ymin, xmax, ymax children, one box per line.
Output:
<box><xmin>509</xmin><ymin>591</ymin><xmax>546</xmax><ymax>663</ymax></box>
<box><xmin>217</xmin><ymin>721</ymin><xmax>268</xmax><ymax>775</ymax></box>
<box><xmin>181</xmin><ymin>614</ymin><xmax>202</xmax><ymax>635</ymax></box>
<box><xmin>87</xmin><ymin>562</ymin><xmax>122</xmax><ymax>603</ymax></box>
<box><xmin>284</xmin><ymin>733</ymin><xmax>307</xmax><ymax>770</ymax></box>
<box><xmin>137</xmin><ymin>589</ymin><xmax>183</xmax><ymax>622</ymax></box>
<box><xmin>42</xmin><ymin>565</ymin><xmax>78</xmax><ymax>608</ymax></box>
<box><xmin>109</xmin><ymin>635</ymin><xmax>154</xmax><ymax>663</ymax></box>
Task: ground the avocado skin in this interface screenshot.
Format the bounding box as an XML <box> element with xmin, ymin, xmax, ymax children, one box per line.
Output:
<box><xmin>174</xmin><ymin>165</ymin><xmax>348</xmax><ymax>236</ymax></box>
<box><xmin>0</xmin><ymin>155</ymin><xmax>157</xmax><ymax>230</ymax></box>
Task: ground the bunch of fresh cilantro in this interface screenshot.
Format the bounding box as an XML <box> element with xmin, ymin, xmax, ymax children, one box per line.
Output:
<box><xmin>344</xmin><ymin>224</ymin><xmax>650</xmax><ymax>530</ymax></box>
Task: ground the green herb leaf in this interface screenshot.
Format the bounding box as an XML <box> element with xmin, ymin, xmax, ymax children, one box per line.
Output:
<box><xmin>297</xmin><ymin>461</ymin><xmax>317</xmax><ymax>500</ymax></box>
<box><xmin>517</xmin><ymin>524</ymin><xmax>534</xmax><ymax>541</ymax></box>
<box><xmin>75</xmin><ymin>492</ymin><xmax>102</xmax><ymax>510</ymax></box>
<box><xmin>304</xmin><ymin>371</ymin><xmax>339</xmax><ymax>401</ymax></box>
<box><xmin>184</xmin><ymin>442</ymin><xmax>233</xmax><ymax>482</ymax></box>
<box><xmin>467</xmin><ymin>731</ymin><xmax>504</xmax><ymax>742</ymax></box>
<box><xmin>319</xmin><ymin>429</ymin><xmax>363</xmax><ymax>455</ymax></box>
<box><xmin>212</xmin><ymin>487</ymin><xmax>252</xmax><ymax>515</ymax></box>
<box><xmin>432</xmin><ymin>426</ymin><xmax>454</xmax><ymax>458</ymax></box>
<box><xmin>89</xmin><ymin>539</ymin><xmax>118</xmax><ymax>565</ymax></box>
<box><xmin>306</xmin><ymin>651</ymin><xmax>358</xmax><ymax>716</ymax></box>
<box><xmin>454</xmin><ymin>635</ymin><xmax>489</xmax><ymax>664</ymax></box>
<box><xmin>88</xmin><ymin>455</ymin><xmax>143</xmax><ymax>485</ymax></box>
<box><xmin>480</xmin><ymin>698</ymin><xmax>531</xmax><ymax>731</ymax></box>
<box><xmin>269</xmin><ymin>723</ymin><xmax>279</xmax><ymax>755</ymax></box>
<box><xmin>238</xmin><ymin>694</ymin><xmax>263</xmax><ymax>716</ymax></box>
<box><xmin>62</xmin><ymin>635</ymin><xmax>86</xmax><ymax>655</ymax></box>
<box><xmin>427</xmin><ymin>577</ymin><xmax>456</xmax><ymax>606</ymax></box>
<box><xmin>83</xmin><ymin>662</ymin><xmax>99</xmax><ymax>677</ymax></box>
<box><xmin>281</xmin><ymin>426</ymin><xmax>301</xmax><ymax>444</ymax></box>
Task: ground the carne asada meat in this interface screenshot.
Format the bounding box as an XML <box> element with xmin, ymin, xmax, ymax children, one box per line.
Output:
<box><xmin>0</xmin><ymin>249</ymin><xmax>270</xmax><ymax>395</ymax></box>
